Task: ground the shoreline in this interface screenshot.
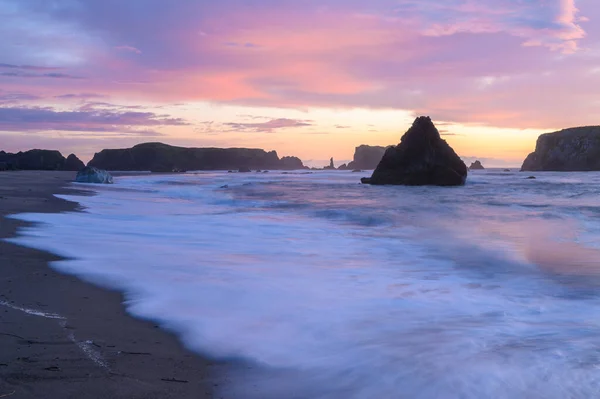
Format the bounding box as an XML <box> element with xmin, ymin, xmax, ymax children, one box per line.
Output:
<box><xmin>0</xmin><ymin>171</ymin><xmax>218</xmax><ymax>398</ymax></box>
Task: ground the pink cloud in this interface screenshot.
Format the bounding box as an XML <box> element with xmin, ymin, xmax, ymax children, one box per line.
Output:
<box><xmin>0</xmin><ymin>0</ymin><xmax>598</xmax><ymax>133</ymax></box>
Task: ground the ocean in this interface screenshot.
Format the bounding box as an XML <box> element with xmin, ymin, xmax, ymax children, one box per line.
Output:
<box><xmin>8</xmin><ymin>169</ymin><xmax>600</xmax><ymax>398</ymax></box>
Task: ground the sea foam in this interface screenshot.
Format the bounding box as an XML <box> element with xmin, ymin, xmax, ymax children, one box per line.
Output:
<box><xmin>8</xmin><ymin>170</ymin><xmax>600</xmax><ymax>398</ymax></box>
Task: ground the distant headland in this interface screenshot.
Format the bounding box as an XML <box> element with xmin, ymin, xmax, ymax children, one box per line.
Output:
<box><xmin>521</xmin><ymin>126</ymin><xmax>600</xmax><ymax>171</ymax></box>
<box><xmin>3</xmin><ymin>124</ymin><xmax>600</xmax><ymax>174</ymax></box>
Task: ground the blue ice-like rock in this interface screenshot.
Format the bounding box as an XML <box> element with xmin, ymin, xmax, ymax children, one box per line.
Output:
<box><xmin>75</xmin><ymin>166</ymin><xmax>114</xmax><ymax>184</ymax></box>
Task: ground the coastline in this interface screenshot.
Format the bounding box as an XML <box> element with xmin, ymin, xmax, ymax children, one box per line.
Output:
<box><xmin>0</xmin><ymin>171</ymin><xmax>217</xmax><ymax>399</ymax></box>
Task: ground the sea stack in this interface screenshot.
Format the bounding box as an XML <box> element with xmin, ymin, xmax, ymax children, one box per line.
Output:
<box><xmin>521</xmin><ymin>126</ymin><xmax>600</xmax><ymax>171</ymax></box>
<box><xmin>346</xmin><ymin>145</ymin><xmax>388</xmax><ymax>170</ymax></box>
<box><xmin>361</xmin><ymin>116</ymin><xmax>467</xmax><ymax>186</ymax></box>
<box><xmin>469</xmin><ymin>160</ymin><xmax>485</xmax><ymax>170</ymax></box>
<box><xmin>324</xmin><ymin>157</ymin><xmax>336</xmax><ymax>170</ymax></box>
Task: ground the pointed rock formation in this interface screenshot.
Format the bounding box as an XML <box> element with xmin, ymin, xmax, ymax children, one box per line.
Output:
<box><xmin>64</xmin><ymin>154</ymin><xmax>85</xmax><ymax>171</ymax></box>
<box><xmin>324</xmin><ymin>157</ymin><xmax>336</xmax><ymax>170</ymax></box>
<box><xmin>469</xmin><ymin>160</ymin><xmax>485</xmax><ymax>170</ymax></box>
<box><xmin>361</xmin><ymin>117</ymin><xmax>467</xmax><ymax>186</ymax></box>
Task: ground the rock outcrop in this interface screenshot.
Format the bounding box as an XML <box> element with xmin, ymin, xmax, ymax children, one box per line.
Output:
<box><xmin>521</xmin><ymin>126</ymin><xmax>600</xmax><ymax>171</ymax></box>
<box><xmin>75</xmin><ymin>166</ymin><xmax>113</xmax><ymax>184</ymax></box>
<box><xmin>324</xmin><ymin>157</ymin><xmax>336</xmax><ymax>170</ymax></box>
<box><xmin>0</xmin><ymin>150</ymin><xmax>84</xmax><ymax>171</ymax></box>
<box><xmin>279</xmin><ymin>156</ymin><xmax>305</xmax><ymax>170</ymax></box>
<box><xmin>361</xmin><ymin>117</ymin><xmax>467</xmax><ymax>186</ymax></box>
<box><xmin>347</xmin><ymin>145</ymin><xmax>389</xmax><ymax>170</ymax></box>
<box><xmin>87</xmin><ymin>142</ymin><xmax>306</xmax><ymax>172</ymax></box>
<box><xmin>469</xmin><ymin>160</ymin><xmax>485</xmax><ymax>170</ymax></box>
<box><xmin>65</xmin><ymin>154</ymin><xmax>85</xmax><ymax>171</ymax></box>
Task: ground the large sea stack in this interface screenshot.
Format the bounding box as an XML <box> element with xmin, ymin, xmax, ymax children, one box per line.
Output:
<box><xmin>521</xmin><ymin>126</ymin><xmax>600</xmax><ymax>171</ymax></box>
<box><xmin>0</xmin><ymin>149</ymin><xmax>84</xmax><ymax>171</ymax></box>
<box><xmin>361</xmin><ymin>117</ymin><xmax>467</xmax><ymax>186</ymax></box>
<box><xmin>88</xmin><ymin>142</ymin><xmax>306</xmax><ymax>172</ymax></box>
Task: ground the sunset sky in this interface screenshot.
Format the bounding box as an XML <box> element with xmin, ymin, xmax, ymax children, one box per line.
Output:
<box><xmin>1</xmin><ymin>0</ymin><xmax>598</xmax><ymax>167</ymax></box>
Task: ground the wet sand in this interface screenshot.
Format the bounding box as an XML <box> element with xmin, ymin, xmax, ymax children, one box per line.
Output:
<box><xmin>0</xmin><ymin>171</ymin><xmax>220</xmax><ymax>398</ymax></box>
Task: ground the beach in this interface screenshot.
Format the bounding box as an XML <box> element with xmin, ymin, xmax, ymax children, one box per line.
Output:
<box><xmin>0</xmin><ymin>171</ymin><xmax>216</xmax><ymax>399</ymax></box>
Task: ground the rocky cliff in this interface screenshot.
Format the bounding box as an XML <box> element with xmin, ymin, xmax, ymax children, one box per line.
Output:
<box><xmin>0</xmin><ymin>150</ymin><xmax>84</xmax><ymax>171</ymax></box>
<box><xmin>521</xmin><ymin>126</ymin><xmax>600</xmax><ymax>171</ymax></box>
<box><xmin>87</xmin><ymin>142</ymin><xmax>306</xmax><ymax>172</ymax></box>
<box><xmin>362</xmin><ymin>117</ymin><xmax>467</xmax><ymax>186</ymax></box>
<box><xmin>345</xmin><ymin>145</ymin><xmax>388</xmax><ymax>170</ymax></box>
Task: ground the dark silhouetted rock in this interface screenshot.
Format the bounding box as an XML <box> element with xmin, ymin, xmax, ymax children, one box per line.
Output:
<box><xmin>64</xmin><ymin>154</ymin><xmax>85</xmax><ymax>171</ymax></box>
<box><xmin>337</xmin><ymin>163</ymin><xmax>348</xmax><ymax>170</ymax></box>
<box><xmin>352</xmin><ymin>169</ymin><xmax>362</xmax><ymax>173</ymax></box>
<box><xmin>526</xmin><ymin>176</ymin><xmax>536</xmax><ymax>179</ymax></box>
<box><xmin>279</xmin><ymin>156</ymin><xmax>305</xmax><ymax>170</ymax></box>
<box><xmin>363</xmin><ymin>117</ymin><xmax>467</xmax><ymax>186</ymax></box>
<box><xmin>238</xmin><ymin>167</ymin><xmax>251</xmax><ymax>173</ymax></box>
<box><xmin>347</xmin><ymin>145</ymin><xmax>390</xmax><ymax>170</ymax></box>
<box><xmin>504</xmin><ymin>169</ymin><xmax>511</xmax><ymax>172</ymax></box>
<box><xmin>0</xmin><ymin>149</ymin><xmax>84</xmax><ymax>171</ymax></box>
<box><xmin>88</xmin><ymin>142</ymin><xmax>305</xmax><ymax>172</ymax></box>
<box><xmin>75</xmin><ymin>167</ymin><xmax>113</xmax><ymax>184</ymax></box>
<box><xmin>469</xmin><ymin>160</ymin><xmax>485</xmax><ymax>170</ymax></box>
<box><xmin>521</xmin><ymin>126</ymin><xmax>600</xmax><ymax>171</ymax></box>
<box><xmin>324</xmin><ymin>157</ymin><xmax>336</xmax><ymax>170</ymax></box>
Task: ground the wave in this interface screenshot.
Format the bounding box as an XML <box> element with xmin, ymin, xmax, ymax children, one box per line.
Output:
<box><xmin>7</xmin><ymin>171</ymin><xmax>600</xmax><ymax>398</ymax></box>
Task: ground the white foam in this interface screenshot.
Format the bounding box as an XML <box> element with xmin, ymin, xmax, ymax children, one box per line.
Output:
<box><xmin>7</xmin><ymin>171</ymin><xmax>600</xmax><ymax>398</ymax></box>
<box><xmin>0</xmin><ymin>300</ymin><xmax>65</xmax><ymax>320</ymax></box>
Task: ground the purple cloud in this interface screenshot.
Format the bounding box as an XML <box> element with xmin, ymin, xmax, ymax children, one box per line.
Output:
<box><xmin>0</xmin><ymin>63</ymin><xmax>62</xmax><ymax>71</ymax></box>
<box><xmin>224</xmin><ymin>118</ymin><xmax>313</xmax><ymax>132</ymax></box>
<box><xmin>0</xmin><ymin>106</ymin><xmax>188</xmax><ymax>134</ymax></box>
<box><xmin>1</xmin><ymin>72</ymin><xmax>84</xmax><ymax>79</ymax></box>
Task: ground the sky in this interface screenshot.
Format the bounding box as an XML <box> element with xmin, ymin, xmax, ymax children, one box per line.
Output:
<box><xmin>1</xmin><ymin>0</ymin><xmax>598</xmax><ymax>167</ymax></box>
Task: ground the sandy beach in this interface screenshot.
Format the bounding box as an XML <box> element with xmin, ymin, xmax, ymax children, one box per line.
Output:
<box><xmin>0</xmin><ymin>171</ymin><xmax>217</xmax><ymax>399</ymax></box>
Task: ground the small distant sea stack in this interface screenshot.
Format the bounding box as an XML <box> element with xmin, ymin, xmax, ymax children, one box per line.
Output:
<box><xmin>361</xmin><ymin>116</ymin><xmax>467</xmax><ymax>186</ymax></box>
<box><xmin>521</xmin><ymin>126</ymin><xmax>600</xmax><ymax>171</ymax></box>
<box><xmin>469</xmin><ymin>160</ymin><xmax>485</xmax><ymax>170</ymax></box>
<box><xmin>324</xmin><ymin>157</ymin><xmax>336</xmax><ymax>170</ymax></box>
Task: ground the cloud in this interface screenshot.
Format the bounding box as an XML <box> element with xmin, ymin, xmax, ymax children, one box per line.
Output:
<box><xmin>0</xmin><ymin>91</ymin><xmax>41</xmax><ymax>104</ymax></box>
<box><xmin>0</xmin><ymin>63</ymin><xmax>61</xmax><ymax>71</ymax></box>
<box><xmin>1</xmin><ymin>72</ymin><xmax>83</xmax><ymax>79</ymax></box>
<box><xmin>0</xmin><ymin>106</ymin><xmax>188</xmax><ymax>135</ymax></box>
<box><xmin>393</xmin><ymin>0</ymin><xmax>586</xmax><ymax>53</ymax></box>
<box><xmin>115</xmin><ymin>45</ymin><xmax>142</xmax><ymax>54</ymax></box>
<box><xmin>0</xmin><ymin>0</ymin><xmax>597</xmax><ymax>131</ymax></box>
<box><xmin>55</xmin><ymin>93</ymin><xmax>107</xmax><ymax>100</ymax></box>
<box><xmin>223</xmin><ymin>118</ymin><xmax>313</xmax><ymax>133</ymax></box>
